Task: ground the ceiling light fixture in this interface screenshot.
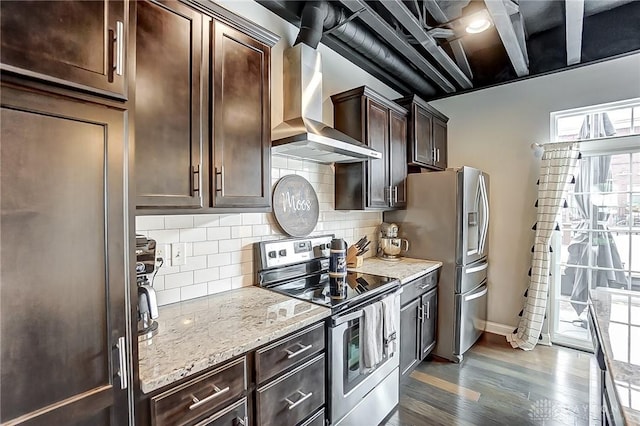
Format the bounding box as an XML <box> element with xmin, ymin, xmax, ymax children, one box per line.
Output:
<box><xmin>464</xmin><ymin>9</ymin><xmax>493</xmax><ymax>34</ymax></box>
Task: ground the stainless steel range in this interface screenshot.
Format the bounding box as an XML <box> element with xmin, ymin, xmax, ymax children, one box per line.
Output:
<box><xmin>255</xmin><ymin>235</ymin><xmax>401</xmax><ymax>426</ymax></box>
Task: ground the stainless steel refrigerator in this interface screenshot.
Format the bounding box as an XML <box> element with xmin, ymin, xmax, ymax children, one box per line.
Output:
<box><xmin>385</xmin><ymin>166</ymin><xmax>489</xmax><ymax>362</ymax></box>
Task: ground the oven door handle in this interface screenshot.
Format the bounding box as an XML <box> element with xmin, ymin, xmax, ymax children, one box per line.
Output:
<box><xmin>332</xmin><ymin>310</ymin><xmax>363</xmax><ymax>326</ymax></box>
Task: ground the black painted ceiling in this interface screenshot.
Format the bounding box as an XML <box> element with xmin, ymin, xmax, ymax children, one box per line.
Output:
<box><xmin>257</xmin><ymin>0</ymin><xmax>640</xmax><ymax>100</ymax></box>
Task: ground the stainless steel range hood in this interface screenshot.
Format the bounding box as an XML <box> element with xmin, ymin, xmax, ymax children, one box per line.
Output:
<box><xmin>271</xmin><ymin>44</ymin><xmax>381</xmax><ymax>163</ymax></box>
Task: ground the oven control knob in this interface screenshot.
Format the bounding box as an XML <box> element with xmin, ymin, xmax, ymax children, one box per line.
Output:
<box><xmin>268</xmin><ymin>250</ymin><xmax>277</xmax><ymax>259</ymax></box>
<box><xmin>278</xmin><ymin>249</ymin><xmax>287</xmax><ymax>257</ymax></box>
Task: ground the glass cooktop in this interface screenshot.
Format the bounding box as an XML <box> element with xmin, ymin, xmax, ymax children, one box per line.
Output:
<box><xmin>267</xmin><ymin>271</ymin><xmax>399</xmax><ymax>311</ymax></box>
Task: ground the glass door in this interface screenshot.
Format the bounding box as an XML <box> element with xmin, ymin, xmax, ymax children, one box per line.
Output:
<box><xmin>551</xmin><ymin>151</ymin><xmax>640</xmax><ymax>349</ymax></box>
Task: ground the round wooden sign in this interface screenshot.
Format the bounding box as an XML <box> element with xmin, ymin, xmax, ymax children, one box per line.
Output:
<box><xmin>272</xmin><ymin>175</ymin><xmax>319</xmax><ymax>237</ymax></box>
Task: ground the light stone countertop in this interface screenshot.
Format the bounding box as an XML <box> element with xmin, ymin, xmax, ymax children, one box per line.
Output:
<box><xmin>138</xmin><ymin>287</ymin><xmax>330</xmax><ymax>394</ymax></box>
<box><xmin>348</xmin><ymin>256</ymin><xmax>442</xmax><ymax>284</ymax></box>
<box><xmin>589</xmin><ymin>288</ymin><xmax>640</xmax><ymax>425</ymax></box>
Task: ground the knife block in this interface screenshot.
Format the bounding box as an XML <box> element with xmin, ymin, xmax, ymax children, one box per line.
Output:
<box><xmin>346</xmin><ymin>246</ymin><xmax>363</xmax><ymax>268</ymax></box>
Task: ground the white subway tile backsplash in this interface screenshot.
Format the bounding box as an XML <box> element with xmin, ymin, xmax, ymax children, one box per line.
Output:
<box><xmin>180</xmin><ymin>228</ymin><xmax>207</xmax><ymax>242</ymax></box>
<box><xmin>241</xmin><ymin>213</ymin><xmax>262</xmax><ymax>225</ymax></box>
<box><xmin>181</xmin><ymin>283</ymin><xmax>207</xmax><ymax>301</ymax></box>
<box><xmin>219</xmin><ymin>215</ymin><xmax>242</xmax><ymax>227</ymax></box>
<box><xmin>218</xmin><ymin>239</ymin><xmax>243</xmax><ymax>253</ymax></box>
<box><xmin>180</xmin><ymin>255</ymin><xmax>207</xmax><ymax>272</ymax></box>
<box><xmin>164</xmin><ymin>271</ymin><xmax>194</xmax><ymax>289</ymax></box>
<box><xmin>193</xmin><ymin>241</ymin><xmax>219</xmax><ymax>256</ymax></box>
<box><xmin>194</xmin><ymin>267</ymin><xmax>219</xmax><ymax>284</ymax></box>
<box><xmin>208</xmin><ymin>253</ymin><xmax>232</xmax><ymax>267</ymax></box>
<box><xmin>194</xmin><ymin>215</ymin><xmax>219</xmax><ymax>228</ymax></box>
<box><xmin>231</xmin><ymin>225</ymin><xmax>252</xmax><ymax>239</ymax></box>
<box><xmin>136</xmin><ymin>216</ymin><xmax>165</xmax><ymax>231</ymax></box>
<box><xmin>165</xmin><ymin>215</ymin><xmax>194</xmax><ymax>229</ymax></box>
<box><xmin>208</xmin><ymin>279</ymin><xmax>232</xmax><ymax>295</ymax></box>
<box><xmin>137</xmin><ymin>158</ymin><xmax>383</xmax><ymax>306</ymax></box>
<box><xmin>219</xmin><ymin>264</ymin><xmax>242</xmax><ymax>279</ymax></box>
<box><xmin>156</xmin><ymin>288</ymin><xmax>181</xmax><ymax>306</ymax></box>
<box><xmin>207</xmin><ymin>226</ymin><xmax>231</xmax><ymax>241</ymax></box>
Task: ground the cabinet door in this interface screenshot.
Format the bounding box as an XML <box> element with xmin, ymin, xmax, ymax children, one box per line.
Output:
<box><xmin>1</xmin><ymin>85</ymin><xmax>129</xmax><ymax>425</ymax></box>
<box><xmin>411</xmin><ymin>104</ymin><xmax>434</xmax><ymax>167</ymax></box>
<box><xmin>365</xmin><ymin>98</ymin><xmax>390</xmax><ymax>209</ymax></box>
<box><xmin>432</xmin><ymin>117</ymin><xmax>448</xmax><ymax>170</ymax></box>
<box><xmin>400</xmin><ymin>299</ymin><xmax>420</xmax><ymax>378</ymax></box>
<box><xmin>1</xmin><ymin>0</ymin><xmax>127</xmax><ymax>98</ymax></box>
<box><xmin>195</xmin><ymin>398</ymin><xmax>247</xmax><ymax>426</ymax></box>
<box><xmin>212</xmin><ymin>22</ymin><xmax>271</xmax><ymax>208</ymax></box>
<box><xmin>389</xmin><ymin>110</ymin><xmax>407</xmax><ymax>208</ymax></box>
<box><xmin>420</xmin><ymin>288</ymin><xmax>438</xmax><ymax>359</ymax></box>
<box><xmin>135</xmin><ymin>0</ymin><xmax>205</xmax><ymax>209</ymax></box>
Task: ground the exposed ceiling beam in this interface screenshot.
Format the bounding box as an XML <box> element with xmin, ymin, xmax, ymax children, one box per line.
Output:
<box><xmin>565</xmin><ymin>0</ymin><xmax>584</xmax><ymax>65</ymax></box>
<box><xmin>485</xmin><ymin>0</ymin><xmax>530</xmax><ymax>77</ymax></box>
<box><xmin>340</xmin><ymin>0</ymin><xmax>456</xmax><ymax>93</ymax></box>
<box><xmin>510</xmin><ymin>12</ymin><xmax>529</xmax><ymax>65</ymax></box>
<box><xmin>503</xmin><ymin>0</ymin><xmax>519</xmax><ymax>15</ymax></box>
<box><xmin>422</xmin><ymin>0</ymin><xmax>473</xmax><ymax>80</ymax></box>
<box><xmin>376</xmin><ymin>0</ymin><xmax>472</xmax><ymax>89</ymax></box>
<box><xmin>427</xmin><ymin>28</ymin><xmax>455</xmax><ymax>39</ymax></box>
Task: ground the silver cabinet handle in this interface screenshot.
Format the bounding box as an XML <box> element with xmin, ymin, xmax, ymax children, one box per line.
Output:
<box><xmin>285</xmin><ymin>390</ymin><xmax>313</xmax><ymax>410</ymax></box>
<box><xmin>188</xmin><ymin>385</ymin><xmax>230</xmax><ymax>410</ymax></box>
<box><xmin>426</xmin><ymin>301</ymin><xmax>430</xmax><ymax>320</ymax></box>
<box><xmin>436</xmin><ymin>148</ymin><xmax>440</xmax><ymax>163</ymax></box>
<box><xmin>417</xmin><ymin>305</ymin><xmax>424</xmax><ymax>322</ymax></box>
<box><xmin>466</xmin><ymin>263</ymin><xmax>488</xmax><ymax>274</ymax></box>
<box><xmin>116</xmin><ymin>336</ymin><xmax>128</xmax><ymax>389</ymax></box>
<box><xmin>215</xmin><ymin>166</ymin><xmax>225</xmax><ymax>193</ymax></box>
<box><xmin>393</xmin><ymin>186</ymin><xmax>398</xmax><ymax>204</ymax></box>
<box><xmin>115</xmin><ymin>21</ymin><xmax>124</xmax><ymax>76</ymax></box>
<box><xmin>285</xmin><ymin>342</ymin><xmax>313</xmax><ymax>359</ymax></box>
<box><xmin>234</xmin><ymin>416</ymin><xmax>247</xmax><ymax>426</ymax></box>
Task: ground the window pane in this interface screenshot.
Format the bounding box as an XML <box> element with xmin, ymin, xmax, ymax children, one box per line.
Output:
<box><xmin>633</xmin><ymin>152</ymin><xmax>640</xmax><ymax>192</ymax></box>
<box><xmin>607</xmin><ymin>107</ymin><xmax>633</xmax><ymax>136</ymax></box>
<box><xmin>634</xmin><ymin>107</ymin><xmax>640</xmax><ymax>134</ymax></box>
<box><xmin>557</xmin><ymin>114</ymin><xmax>586</xmax><ymax>141</ymax></box>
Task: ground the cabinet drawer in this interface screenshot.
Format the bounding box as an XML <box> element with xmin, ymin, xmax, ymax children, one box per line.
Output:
<box><xmin>193</xmin><ymin>397</ymin><xmax>247</xmax><ymax>426</ymax></box>
<box><xmin>151</xmin><ymin>357</ymin><xmax>246</xmax><ymax>426</ymax></box>
<box><xmin>400</xmin><ymin>271</ymin><xmax>438</xmax><ymax>306</ymax></box>
<box><xmin>256</xmin><ymin>354</ymin><xmax>325</xmax><ymax>426</ymax></box>
<box><xmin>300</xmin><ymin>408</ymin><xmax>325</xmax><ymax>426</ymax></box>
<box><xmin>255</xmin><ymin>322</ymin><xmax>324</xmax><ymax>383</ymax></box>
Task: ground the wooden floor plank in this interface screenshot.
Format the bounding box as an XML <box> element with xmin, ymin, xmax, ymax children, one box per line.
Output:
<box><xmin>382</xmin><ymin>333</ymin><xmax>593</xmax><ymax>426</ymax></box>
<box><xmin>409</xmin><ymin>370</ymin><xmax>481</xmax><ymax>402</ymax></box>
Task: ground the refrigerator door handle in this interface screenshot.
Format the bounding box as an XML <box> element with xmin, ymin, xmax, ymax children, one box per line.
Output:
<box><xmin>478</xmin><ymin>175</ymin><xmax>490</xmax><ymax>255</ymax></box>
<box><xmin>464</xmin><ymin>287</ymin><xmax>488</xmax><ymax>302</ymax></box>
<box><xmin>466</xmin><ymin>263</ymin><xmax>488</xmax><ymax>274</ymax></box>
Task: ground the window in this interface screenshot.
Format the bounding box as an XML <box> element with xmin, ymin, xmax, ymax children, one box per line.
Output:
<box><xmin>549</xmin><ymin>98</ymin><xmax>640</xmax><ymax>350</ymax></box>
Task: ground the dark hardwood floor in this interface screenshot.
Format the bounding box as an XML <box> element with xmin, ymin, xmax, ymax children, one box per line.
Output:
<box><xmin>383</xmin><ymin>333</ymin><xmax>598</xmax><ymax>426</ymax></box>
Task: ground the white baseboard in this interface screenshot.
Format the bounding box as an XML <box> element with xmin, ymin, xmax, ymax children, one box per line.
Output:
<box><xmin>485</xmin><ymin>321</ymin><xmax>516</xmax><ymax>336</ymax></box>
<box><xmin>485</xmin><ymin>322</ymin><xmax>553</xmax><ymax>347</ymax></box>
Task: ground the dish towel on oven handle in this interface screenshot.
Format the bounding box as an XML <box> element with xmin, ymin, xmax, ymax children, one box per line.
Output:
<box><xmin>362</xmin><ymin>301</ymin><xmax>383</xmax><ymax>368</ymax></box>
<box><xmin>382</xmin><ymin>294</ymin><xmax>398</xmax><ymax>357</ymax></box>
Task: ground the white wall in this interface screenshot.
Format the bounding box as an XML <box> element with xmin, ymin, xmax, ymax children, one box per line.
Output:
<box><xmin>430</xmin><ymin>53</ymin><xmax>640</xmax><ymax>327</ymax></box>
<box><xmin>136</xmin><ymin>0</ymin><xmax>401</xmax><ymax>306</ymax></box>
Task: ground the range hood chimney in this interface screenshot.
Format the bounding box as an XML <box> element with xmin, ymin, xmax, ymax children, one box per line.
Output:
<box><xmin>271</xmin><ymin>43</ymin><xmax>382</xmax><ymax>163</ymax></box>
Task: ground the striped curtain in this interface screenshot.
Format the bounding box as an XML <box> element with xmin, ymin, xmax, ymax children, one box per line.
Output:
<box><xmin>507</xmin><ymin>142</ymin><xmax>581</xmax><ymax>350</ymax></box>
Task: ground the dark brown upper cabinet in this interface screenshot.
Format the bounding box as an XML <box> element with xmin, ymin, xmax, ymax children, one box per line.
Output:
<box><xmin>396</xmin><ymin>95</ymin><xmax>449</xmax><ymax>171</ymax></box>
<box><xmin>135</xmin><ymin>0</ymin><xmax>207</xmax><ymax>209</ymax></box>
<box><xmin>134</xmin><ymin>2</ymin><xmax>276</xmax><ymax>213</ymax></box>
<box><xmin>0</xmin><ymin>0</ymin><xmax>128</xmax><ymax>99</ymax></box>
<box><xmin>211</xmin><ymin>21</ymin><xmax>271</xmax><ymax>209</ymax></box>
<box><xmin>332</xmin><ymin>86</ymin><xmax>407</xmax><ymax>210</ymax></box>
<box><xmin>1</xmin><ymin>83</ymin><xmax>130</xmax><ymax>425</ymax></box>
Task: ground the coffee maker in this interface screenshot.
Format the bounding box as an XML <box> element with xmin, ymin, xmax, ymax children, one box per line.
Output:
<box><xmin>378</xmin><ymin>222</ymin><xmax>410</xmax><ymax>261</ymax></box>
<box><xmin>136</xmin><ymin>235</ymin><xmax>159</xmax><ymax>340</ymax></box>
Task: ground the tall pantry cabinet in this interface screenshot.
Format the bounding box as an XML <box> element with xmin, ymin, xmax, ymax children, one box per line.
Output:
<box><xmin>1</xmin><ymin>1</ymin><xmax>134</xmax><ymax>424</ymax></box>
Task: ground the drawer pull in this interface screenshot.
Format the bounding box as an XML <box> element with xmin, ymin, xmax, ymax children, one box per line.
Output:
<box><xmin>284</xmin><ymin>342</ymin><xmax>313</xmax><ymax>359</ymax></box>
<box><xmin>188</xmin><ymin>385</ymin><xmax>230</xmax><ymax>410</ymax></box>
<box><xmin>418</xmin><ymin>283</ymin><xmax>431</xmax><ymax>290</ymax></box>
<box><xmin>284</xmin><ymin>390</ymin><xmax>313</xmax><ymax>410</ymax></box>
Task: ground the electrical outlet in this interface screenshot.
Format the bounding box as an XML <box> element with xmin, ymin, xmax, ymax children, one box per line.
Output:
<box><xmin>172</xmin><ymin>242</ymin><xmax>186</xmax><ymax>266</ymax></box>
<box><xmin>156</xmin><ymin>244</ymin><xmax>171</xmax><ymax>266</ymax></box>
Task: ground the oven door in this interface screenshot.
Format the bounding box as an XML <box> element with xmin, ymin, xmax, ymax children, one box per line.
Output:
<box><xmin>329</xmin><ymin>289</ymin><xmax>400</xmax><ymax>424</ymax></box>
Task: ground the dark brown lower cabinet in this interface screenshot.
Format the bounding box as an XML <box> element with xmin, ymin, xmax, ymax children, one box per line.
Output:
<box><xmin>399</xmin><ymin>271</ymin><xmax>439</xmax><ymax>380</ymax></box>
<box><xmin>143</xmin><ymin>321</ymin><xmax>326</xmax><ymax>426</ymax></box>
<box><xmin>0</xmin><ymin>84</ymin><xmax>130</xmax><ymax>424</ymax></box>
